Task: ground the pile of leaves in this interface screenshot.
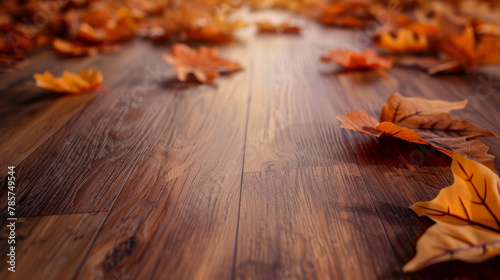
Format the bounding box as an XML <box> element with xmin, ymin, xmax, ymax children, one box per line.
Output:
<box><xmin>318</xmin><ymin>0</ymin><xmax>500</xmax><ymax>73</ymax></box>
<box><xmin>4</xmin><ymin>0</ymin><xmax>500</xmax><ymax>74</ymax></box>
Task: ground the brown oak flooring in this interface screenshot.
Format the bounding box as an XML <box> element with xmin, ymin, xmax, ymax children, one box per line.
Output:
<box><xmin>1</xmin><ymin>16</ymin><xmax>500</xmax><ymax>280</ymax></box>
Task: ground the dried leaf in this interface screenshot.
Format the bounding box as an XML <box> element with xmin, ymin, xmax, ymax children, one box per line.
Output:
<box><xmin>375</xmin><ymin>28</ymin><xmax>429</xmax><ymax>53</ymax></box>
<box><xmin>257</xmin><ymin>21</ymin><xmax>301</xmax><ymax>34</ymax></box>
<box><xmin>434</xmin><ymin>25</ymin><xmax>500</xmax><ymax>73</ymax></box>
<box><xmin>320</xmin><ymin>48</ymin><xmax>394</xmax><ymax>70</ymax></box>
<box><xmin>404</xmin><ymin>151</ymin><xmax>500</xmax><ymax>272</ymax></box>
<box><xmin>34</xmin><ymin>68</ymin><xmax>105</xmax><ymax>95</ymax></box>
<box><xmin>336</xmin><ymin>93</ymin><xmax>497</xmax><ymax>170</ymax></box>
<box><xmin>185</xmin><ymin>15</ymin><xmax>245</xmax><ymax>43</ymax></box>
<box><xmin>318</xmin><ymin>2</ymin><xmax>374</xmax><ymax>28</ymax></box>
<box><xmin>380</xmin><ymin>93</ymin><xmax>497</xmax><ymax>139</ymax></box>
<box><xmin>52</xmin><ymin>38</ymin><xmax>119</xmax><ymax>57</ymax></box>
<box><xmin>163</xmin><ymin>44</ymin><xmax>243</xmax><ymax>83</ymax></box>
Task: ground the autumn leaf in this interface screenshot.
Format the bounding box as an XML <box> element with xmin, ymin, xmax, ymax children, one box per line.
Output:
<box><xmin>428</xmin><ymin>25</ymin><xmax>500</xmax><ymax>74</ymax></box>
<box><xmin>257</xmin><ymin>21</ymin><xmax>301</xmax><ymax>35</ymax></box>
<box><xmin>380</xmin><ymin>93</ymin><xmax>497</xmax><ymax>139</ymax></box>
<box><xmin>320</xmin><ymin>48</ymin><xmax>394</xmax><ymax>70</ymax></box>
<box><xmin>77</xmin><ymin>7</ymin><xmax>136</xmax><ymax>44</ymax></box>
<box><xmin>318</xmin><ymin>2</ymin><xmax>374</xmax><ymax>28</ymax></box>
<box><xmin>336</xmin><ymin>93</ymin><xmax>497</xmax><ymax>170</ymax></box>
<box><xmin>185</xmin><ymin>14</ymin><xmax>245</xmax><ymax>43</ymax></box>
<box><xmin>52</xmin><ymin>38</ymin><xmax>120</xmax><ymax>57</ymax></box>
<box><xmin>34</xmin><ymin>68</ymin><xmax>105</xmax><ymax>95</ymax></box>
<box><xmin>163</xmin><ymin>44</ymin><xmax>243</xmax><ymax>83</ymax></box>
<box><xmin>404</xmin><ymin>151</ymin><xmax>500</xmax><ymax>272</ymax></box>
<box><xmin>375</xmin><ymin>28</ymin><xmax>430</xmax><ymax>53</ymax></box>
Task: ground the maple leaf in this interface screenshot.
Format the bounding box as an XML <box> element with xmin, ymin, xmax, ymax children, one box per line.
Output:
<box><xmin>185</xmin><ymin>14</ymin><xmax>245</xmax><ymax>43</ymax></box>
<box><xmin>336</xmin><ymin>93</ymin><xmax>497</xmax><ymax>170</ymax></box>
<box><xmin>404</xmin><ymin>151</ymin><xmax>500</xmax><ymax>272</ymax></box>
<box><xmin>77</xmin><ymin>7</ymin><xmax>136</xmax><ymax>44</ymax></box>
<box><xmin>163</xmin><ymin>44</ymin><xmax>243</xmax><ymax>83</ymax></box>
<box><xmin>426</xmin><ymin>25</ymin><xmax>500</xmax><ymax>74</ymax></box>
<box><xmin>320</xmin><ymin>48</ymin><xmax>394</xmax><ymax>70</ymax></box>
<box><xmin>380</xmin><ymin>93</ymin><xmax>497</xmax><ymax>139</ymax></box>
<box><xmin>52</xmin><ymin>38</ymin><xmax>119</xmax><ymax>57</ymax></box>
<box><xmin>34</xmin><ymin>69</ymin><xmax>105</xmax><ymax>95</ymax></box>
<box><xmin>318</xmin><ymin>2</ymin><xmax>374</xmax><ymax>28</ymax></box>
<box><xmin>257</xmin><ymin>21</ymin><xmax>301</xmax><ymax>35</ymax></box>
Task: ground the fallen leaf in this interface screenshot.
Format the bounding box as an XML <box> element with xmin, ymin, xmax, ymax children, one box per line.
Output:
<box><xmin>375</xmin><ymin>28</ymin><xmax>429</xmax><ymax>53</ymax></box>
<box><xmin>432</xmin><ymin>25</ymin><xmax>500</xmax><ymax>73</ymax></box>
<box><xmin>320</xmin><ymin>48</ymin><xmax>394</xmax><ymax>70</ymax></box>
<box><xmin>52</xmin><ymin>38</ymin><xmax>120</xmax><ymax>57</ymax></box>
<box><xmin>34</xmin><ymin>68</ymin><xmax>105</xmax><ymax>94</ymax></box>
<box><xmin>163</xmin><ymin>44</ymin><xmax>243</xmax><ymax>83</ymax></box>
<box><xmin>336</xmin><ymin>93</ymin><xmax>497</xmax><ymax>170</ymax></box>
<box><xmin>404</xmin><ymin>151</ymin><xmax>500</xmax><ymax>272</ymax></box>
<box><xmin>185</xmin><ymin>14</ymin><xmax>245</xmax><ymax>43</ymax></box>
<box><xmin>318</xmin><ymin>2</ymin><xmax>374</xmax><ymax>28</ymax></box>
<box><xmin>380</xmin><ymin>93</ymin><xmax>497</xmax><ymax>139</ymax></box>
<box><xmin>257</xmin><ymin>21</ymin><xmax>301</xmax><ymax>34</ymax></box>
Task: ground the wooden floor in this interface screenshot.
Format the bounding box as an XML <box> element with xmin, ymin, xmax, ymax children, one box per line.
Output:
<box><xmin>1</xmin><ymin>16</ymin><xmax>500</xmax><ymax>280</ymax></box>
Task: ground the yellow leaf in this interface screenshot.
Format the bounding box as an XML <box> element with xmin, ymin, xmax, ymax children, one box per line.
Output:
<box><xmin>375</xmin><ymin>29</ymin><xmax>429</xmax><ymax>53</ymax></box>
<box><xmin>34</xmin><ymin>69</ymin><xmax>104</xmax><ymax>94</ymax></box>
<box><xmin>404</xmin><ymin>151</ymin><xmax>500</xmax><ymax>271</ymax></box>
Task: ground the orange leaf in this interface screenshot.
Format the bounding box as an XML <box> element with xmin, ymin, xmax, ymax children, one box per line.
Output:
<box><xmin>404</xmin><ymin>151</ymin><xmax>500</xmax><ymax>272</ymax></box>
<box><xmin>34</xmin><ymin>68</ymin><xmax>105</xmax><ymax>95</ymax></box>
<box><xmin>436</xmin><ymin>25</ymin><xmax>500</xmax><ymax>73</ymax></box>
<box><xmin>163</xmin><ymin>44</ymin><xmax>243</xmax><ymax>83</ymax></box>
<box><xmin>375</xmin><ymin>28</ymin><xmax>429</xmax><ymax>53</ymax></box>
<box><xmin>52</xmin><ymin>38</ymin><xmax>120</xmax><ymax>57</ymax></box>
<box><xmin>336</xmin><ymin>93</ymin><xmax>497</xmax><ymax>170</ymax></box>
<box><xmin>318</xmin><ymin>2</ymin><xmax>373</xmax><ymax>28</ymax></box>
<box><xmin>380</xmin><ymin>93</ymin><xmax>497</xmax><ymax>139</ymax></box>
<box><xmin>321</xmin><ymin>48</ymin><xmax>394</xmax><ymax>70</ymax></box>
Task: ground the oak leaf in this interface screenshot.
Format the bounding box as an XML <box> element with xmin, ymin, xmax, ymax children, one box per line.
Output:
<box><xmin>404</xmin><ymin>151</ymin><xmax>500</xmax><ymax>272</ymax></box>
<box><xmin>337</xmin><ymin>93</ymin><xmax>497</xmax><ymax>170</ymax></box>
<box><xmin>320</xmin><ymin>48</ymin><xmax>394</xmax><ymax>70</ymax></box>
<box><xmin>34</xmin><ymin>69</ymin><xmax>105</xmax><ymax>95</ymax></box>
<box><xmin>163</xmin><ymin>44</ymin><xmax>243</xmax><ymax>83</ymax></box>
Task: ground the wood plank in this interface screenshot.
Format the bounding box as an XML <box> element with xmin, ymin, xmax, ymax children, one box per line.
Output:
<box><xmin>235</xmin><ymin>165</ymin><xmax>401</xmax><ymax>279</ymax></box>
<box><xmin>75</xmin><ymin>43</ymin><xmax>252</xmax><ymax>279</ymax></box>
<box><xmin>242</xmin><ymin>34</ymin><xmax>358</xmax><ymax>173</ymax></box>
<box><xmin>330</xmin><ymin>66</ymin><xmax>500</xmax><ymax>278</ymax></box>
<box><xmin>0</xmin><ymin>42</ymin><xmax>176</xmax><ymax>217</ymax></box>
<box><xmin>0</xmin><ymin>41</ymin><xmax>149</xmax><ymax>178</ymax></box>
<box><xmin>0</xmin><ymin>212</ymin><xmax>106</xmax><ymax>280</ymax></box>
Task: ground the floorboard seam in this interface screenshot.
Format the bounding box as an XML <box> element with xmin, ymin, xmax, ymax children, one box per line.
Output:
<box><xmin>229</xmin><ymin>50</ymin><xmax>255</xmax><ymax>280</ymax></box>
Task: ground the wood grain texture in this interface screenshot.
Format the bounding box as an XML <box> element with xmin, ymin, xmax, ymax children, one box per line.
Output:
<box><xmin>0</xmin><ymin>42</ymin><xmax>170</xmax><ymax>217</ymax></box>
<box><xmin>0</xmin><ymin>11</ymin><xmax>500</xmax><ymax>280</ymax></box>
<box><xmin>0</xmin><ymin>41</ymin><xmax>147</xmax><ymax>178</ymax></box>
<box><xmin>75</xmin><ymin>43</ymin><xmax>252</xmax><ymax>280</ymax></box>
<box><xmin>235</xmin><ymin>165</ymin><xmax>400</xmax><ymax>280</ymax></box>
<box><xmin>0</xmin><ymin>212</ymin><xmax>106</xmax><ymax>280</ymax></box>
